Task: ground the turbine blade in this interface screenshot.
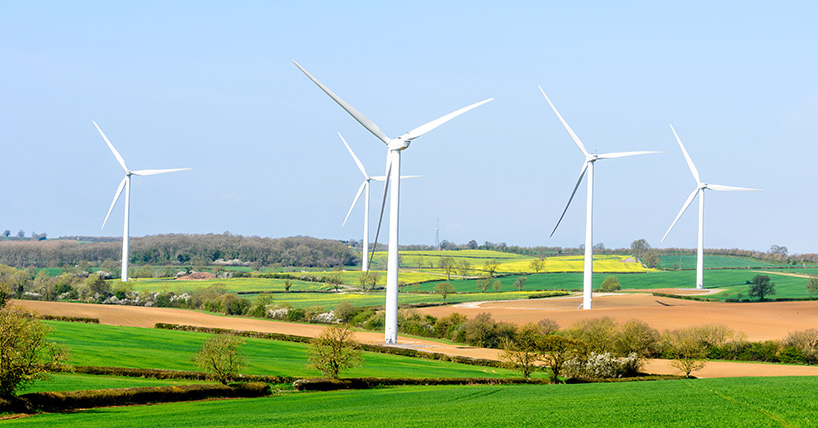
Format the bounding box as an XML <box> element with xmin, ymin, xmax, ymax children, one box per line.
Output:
<box><xmin>342</xmin><ymin>181</ymin><xmax>367</xmax><ymax>227</ymax></box>
<box><xmin>292</xmin><ymin>60</ymin><xmax>390</xmax><ymax>144</ymax></box>
<box><xmin>661</xmin><ymin>187</ymin><xmax>700</xmax><ymax>242</ymax></box>
<box><xmin>707</xmin><ymin>184</ymin><xmax>762</xmax><ymax>192</ymax></box>
<box><xmin>596</xmin><ymin>151</ymin><xmax>661</xmax><ymax>159</ymax></box>
<box><xmin>398</xmin><ymin>175</ymin><xmax>421</xmax><ymax>179</ymax></box>
<box><xmin>368</xmin><ymin>155</ymin><xmax>393</xmax><ymax>269</ymax></box>
<box><xmin>93</xmin><ymin>121</ymin><xmax>128</xmax><ymax>172</ymax></box>
<box><xmin>102</xmin><ymin>176</ymin><xmax>127</xmax><ymax>229</ymax></box>
<box><xmin>130</xmin><ymin>168</ymin><xmax>191</xmax><ymax>176</ymax></box>
<box><xmin>400</xmin><ymin>98</ymin><xmax>493</xmax><ymax>141</ymax></box>
<box><xmin>670</xmin><ymin>124</ymin><xmax>700</xmax><ymax>183</ymax></box>
<box><xmin>550</xmin><ymin>162</ymin><xmax>588</xmax><ymax>237</ymax></box>
<box><xmin>339</xmin><ymin>132</ymin><xmax>368</xmax><ymax>177</ymax></box>
<box><xmin>538</xmin><ymin>86</ymin><xmax>588</xmax><ymax>157</ymax></box>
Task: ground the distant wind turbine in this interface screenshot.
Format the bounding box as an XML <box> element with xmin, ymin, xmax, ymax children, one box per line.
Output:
<box><xmin>541</xmin><ymin>87</ymin><xmax>659</xmax><ymax>310</ymax></box>
<box><xmin>661</xmin><ymin>124</ymin><xmax>760</xmax><ymax>289</ymax></box>
<box><xmin>338</xmin><ymin>132</ymin><xmax>418</xmax><ymax>272</ymax></box>
<box><xmin>93</xmin><ymin>121</ymin><xmax>191</xmax><ymax>282</ymax></box>
<box><xmin>294</xmin><ymin>60</ymin><xmax>492</xmax><ymax>343</ymax></box>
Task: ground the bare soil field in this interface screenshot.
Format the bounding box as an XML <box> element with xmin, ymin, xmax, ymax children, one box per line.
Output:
<box><xmin>14</xmin><ymin>298</ymin><xmax>818</xmax><ymax>379</ymax></box>
<box><xmin>421</xmin><ymin>293</ymin><xmax>818</xmax><ymax>342</ymax></box>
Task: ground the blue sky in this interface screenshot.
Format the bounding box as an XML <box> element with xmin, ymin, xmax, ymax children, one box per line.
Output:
<box><xmin>1</xmin><ymin>1</ymin><xmax>816</xmax><ymax>253</ymax></box>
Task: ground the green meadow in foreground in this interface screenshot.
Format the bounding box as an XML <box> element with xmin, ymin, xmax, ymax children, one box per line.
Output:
<box><xmin>46</xmin><ymin>321</ymin><xmax>535</xmax><ymax>379</ymax></box>
<box><xmin>8</xmin><ymin>377</ymin><xmax>818</xmax><ymax>427</ymax></box>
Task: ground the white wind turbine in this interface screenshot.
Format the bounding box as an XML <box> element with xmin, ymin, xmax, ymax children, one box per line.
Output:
<box><xmin>338</xmin><ymin>133</ymin><xmax>418</xmax><ymax>272</ymax></box>
<box><xmin>93</xmin><ymin>121</ymin><xmax>191</xmax><ymax>282</ymax></box>
<box><xmin>541</xmin><ymin>87</ymin><xmax>659</xmax><ymax>310</ymax></box>
<box><xmin>661</xmin><ymin>124</ymin><xmax>760</xmax><ymax>289</ymax></box>
<box><xmin>294</xmin><ymin>60</ymin><xmax>492</xmax><ymax>343</ymax></box>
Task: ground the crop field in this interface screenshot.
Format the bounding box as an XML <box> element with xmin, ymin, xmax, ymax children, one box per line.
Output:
<box><xmin>240</xmin><ymin>289</ymin><xmax>560</xmax><ymax>310</ymax></box>
<box><xmin>127</xmin><ymin>277</ymin><xmax>331</xmax><ymax>294</ymax></box>
<box><xmin>657</xmin><ymin>255</ymin><xmax>785</xmax><ymax>269</ymax></box>
<box><xmin>45</xmin><ymin>321</ymin><xmax>534</xmax><ymax>380</ymax></box>
<box><xmin>9</xmin><ymin>377</ymin><xmax>818</xmax><ymax>427</ymax></box>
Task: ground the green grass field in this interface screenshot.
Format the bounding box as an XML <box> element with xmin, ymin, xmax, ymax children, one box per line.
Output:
<box><xmin>8</xmin><ymin>377</ymin><xmax>818</xmax><ymax>427</ymax></box>
<box><xmin>24</xmin><ymin>374</ymin><xmax>206</xmax><ymax>394</ymax></box>
<box><xmin>657</xmin><ymin>255</ymin><xmax>784</xmax><ymax>269</ymax></box>
<box><xmin>45</xmin><ymin>321</ymin><xmax>534</xmax><ymax>380</ymax></box>
<box><xmin>126</xmin><ymin>277</ymin><xmax>332</xmax><ymax>294</ymax></box>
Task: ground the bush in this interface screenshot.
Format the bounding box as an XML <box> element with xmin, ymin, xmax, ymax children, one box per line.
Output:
<box><xmin>783</xmin><ymin>329</ymin><xmax>818</xmax><ymax>364</ymax></box>
<box><xmin>563</xmin><ymin>317</ymin><xmax>617</xmax><ymax>354</ymax></box>
<box><xmin>599</xmin><ymin>276</ymin><xmax>621</xmax><ymax>292</ymax></box>
<box><xmin>563</xmin><ymin>352</ymin><xmax>639</xmax><ymax>380</ymax></box>
<box><xmin>363</xmin><ymin>312</ymin><xmax>384</xmax><ymax>331</ymax></box>
<box><xmin>464</xmin><ymin>313</ymin><xmax>497</xmax><ymax>347</ymax></box>
<box><xmin>434</xmin><ymin>313</ymin><xmax>467</xmax><ymax>339</ymax></box>
<box><xmin>334</xmin><ymin>301</ymin><xmax>357</xmax><ymax>323</ymax></box>
<box><xmin>11</xmin><ymin>383</ymin><xmax>270</xmax><ymax>413</ymax></box>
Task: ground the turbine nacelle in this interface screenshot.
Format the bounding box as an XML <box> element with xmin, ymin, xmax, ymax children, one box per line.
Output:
<box><xmin>388</xmin><ymin>139</ymin><xmax>411</xmax><ymax>151</ymax></box>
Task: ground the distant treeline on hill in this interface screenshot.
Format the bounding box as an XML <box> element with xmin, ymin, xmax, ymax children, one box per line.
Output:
<box><xmin>0</xmin><ymin>234</ymin><xmax>359</xmax><ymax>268</ymax></box>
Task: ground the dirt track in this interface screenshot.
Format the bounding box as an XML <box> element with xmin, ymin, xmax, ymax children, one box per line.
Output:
<box><xmin>14</xmin><ymin>298</ymin><xmax>818</xmax><ymax>379</ymax></box>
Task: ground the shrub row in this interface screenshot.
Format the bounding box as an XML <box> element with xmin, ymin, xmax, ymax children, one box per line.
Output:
<box><xmin>154</xmin><ymin>323</ymin><xmax>502</xmax><ymax>368</ymax></box>
<box><xmin>292</xmin><ymin>374</ymin><xmax>685</xmax><ymax>391</ymax></box>
<box><xmin>37</xmin><ymin>314</ymin><xmax>99</xmax><ymax>323</ymax></box>
<box><xmin>529</xmin><ymin>291</ymin><xmax>570</xmax><ymax>299</ymax></box>
<box><xmin>1</xmin><ymin>382</ymin><xmax>270</xmax><ymax>413</ymax></box>
<box><xmin>66</xmin><ymin>365</ymin><xmax>296</xmax><ymax>384</ymax></box>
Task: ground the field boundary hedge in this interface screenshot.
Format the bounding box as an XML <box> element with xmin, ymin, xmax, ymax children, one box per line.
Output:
<box><xmin>37</xmin><ymin>314</ymin><xmax>99</xmax><ymax>323</ymax></box>
<box><xmin>154</xmin><ymin>323</ymin><xmax>503</xmax><ymax>368</ymax></box>
<box><xmin>0</xmin><ymin>382</ymin><xmax>270</xmax><ymax>414</ymax></box>
<box><xmin>293</xmin><ymin>373</ymin><xmax>685</xmax><ymax>391</ymax></box>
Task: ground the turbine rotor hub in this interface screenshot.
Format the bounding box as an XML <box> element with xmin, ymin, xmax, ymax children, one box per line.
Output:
<box><xmin>388</xmin><ymin>139</ymin><xmax>411</xmax><ymax>151</ymax></box>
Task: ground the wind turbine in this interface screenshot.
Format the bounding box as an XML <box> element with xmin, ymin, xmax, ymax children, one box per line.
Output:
<box><xmin>294</xmin><ymin>60</ymin><xmax>492</xmax><ymax>343</ymax></box>
<box><xmin>661</xmin><ymin>124</ymin><xmax>760</xmax><ymax>289</ymax></box>
<box><xmin>93</xmin><ymin>121</ymin><xmax>191</xmax><ymax>282</ymax></box>
<box><xmin>338</xmin><ymin>133</ymin><xmax>418</xmax><ymax>272</ymax></box>
<box><xmin>541</xmin><ymin>87</ymin><xmax>659</xmax><ymax>310</ymax></box>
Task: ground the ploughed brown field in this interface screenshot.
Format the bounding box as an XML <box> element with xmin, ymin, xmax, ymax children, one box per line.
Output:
<box><xmin>14</xmin><ymin>294</ymin><xmax>818</xmax><ymax>379</ymax></box>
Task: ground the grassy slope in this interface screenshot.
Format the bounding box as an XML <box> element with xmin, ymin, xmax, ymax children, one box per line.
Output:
<box><xmin>8</xmin><ymin>377</ymin><xmax>818</xmax><ymax>427</ymax></box>
<box><xmin>46</xmin><ymin>321</ymin><xmax>534</xmax><ymax>380</ymax></box>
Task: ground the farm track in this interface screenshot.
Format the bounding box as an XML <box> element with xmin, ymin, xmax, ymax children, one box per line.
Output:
<box><xmin>13</xmin><ymin>298</ymin><xmax>818</xmax><ymax>379</ymax></box>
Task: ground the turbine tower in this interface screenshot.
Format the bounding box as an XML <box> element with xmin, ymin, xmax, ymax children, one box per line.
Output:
<box><xmin>661</xmin><ymin>124</ymin><xmax>760</xmax><ymax>289</ymax></box>
<box><xmin>339</xmin><ymin>133</ymin><xmax>418</xmax><ymax>271</ymax></box>
<box><xmin>541</xmin><ymin>87</ymin><xmax>659</xmax><ymax>310</ymax></box>
<box><xmin>294</xmin><ymin>60</ymin><xmax>492</xmax><ymax>343</ymax></box>
<box><xmin>94</xmin><ymin>121</ymin><xmax>191</xmax><ymax>282</ymax></box>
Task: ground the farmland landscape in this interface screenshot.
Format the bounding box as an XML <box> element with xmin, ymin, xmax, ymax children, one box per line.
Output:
<box><xmin>4</xmin><ymin>1</ymin><xmax>818</xmax><ymax>426</ymax></box>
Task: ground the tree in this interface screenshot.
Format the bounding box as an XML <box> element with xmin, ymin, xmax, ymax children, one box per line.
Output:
<box><xmin>434</xmin><ymin>282</ymin><xmax>456</xmax><ymax>303</ymax></box>
<box><xmin>539</xmin><ymin>335</ymin><xmax>586</xmax><ymax>384</ymax></box>
<box><xmin>456</xmin><ymin>260</ymin><xmax>472</xmax><ymax>277</ymax></box>
<box><xmin>491</xmin><ymin>279</ymin><xmax>502</xmax><ymax>292</ymax></box>
<box><xmin>194</xmin><ymin>334</ymin><xmax>246</xmax><ymax>385</ymax></box>
<box><xmin>748</xmin><ymin>274</ymin><xmax>776</xmax><ymax>301</ymax></box>
<box><xmin>807</xmin><ymin>275</ymin><xmax>818</xmax><ymax>298</ymax></box>
<box><xmin>642</xmin><ymin>250</ymin><xmax>660</xmax><ymax>268</ymax></box>
<box><xmin>528</xmin><ymin>259</ymin><xmax>544</xmax><ymax>273</ymax></box>
<box><xmin>769</xmin><ymin>244</ymin><xmax>788</xmax><ymax>255</ymax></box>
<box><xmin>476</xmin><ymin>277</ymin><xmax>491</xmax><ymax>293</ymax></box>
<box><xmin>284</xmin><ymin>279</ymin><xmax>293</xmax><ymax>292</ymax></box>
<box><xmin>416</xmin><ymin>256</ymin><xmax>425</xmax><ymax>269</ymax></box>
<box><xmin>500</xmin><ymin>323</ymin><xmax>542</xmax><ymax>378</ymax></box>
<box><xmin>513</xmin><ymin>276</ymin><xmax>528</xmax><ymax>291</ymax></box>
<box><xmin>664</xmin><ymin>328</ymin><xmax>708</xmax><ymax>377</ymax></box>
<box><xmin>483</xmin><ymin>259</ymin><xmax>500</xmax><ymax>278</ymax></box>
<box><xmin>439</xmin><ymin>257</ymin><xmax>456</xmax><ymax>280</ymax></box>
<box><xmin>600</xmin><ymin>276</ymin><xmax>621</xmax><ymax>292</ymax></box>
<box><xmin>326</xmin><ymin>272</ymin><xmax>343</xmax><ymax>292</ymax></box>
<box><xmin>307</xmin><ymin>325</ymin><xmax>362</xmax><ymax>378</ymax></box>
<box><xmin>467</xmin><ymin>240</ymin><xmax>478</xmax><ymax>249</ymax></box>
<box><xmin>630</xmin><ymin>239</ymin><xmax>650</xmax><ymax>258</ymax></box>
<box><xmin>85</xmin><ymin>273</ymin><xmax>110</xmax><ymax>296</ymax></box>
<box><xmin>0</xmin><ymin>304</ymin><xmax>69</xmax><ymax>398</ymax></box>
<box><xmin>2</xmin><ymin>230</ymin><xmax>9</xmax><ymax>238</ymax></box>
<box><xmin>16</xmin><ymin>230</ymin><xmax>24</xmax><ymax>238</ymax></box>
<box><xmin>358</xmin><ymin>271</ymin><xmax>378</xmax><ymax>291</ymax></box>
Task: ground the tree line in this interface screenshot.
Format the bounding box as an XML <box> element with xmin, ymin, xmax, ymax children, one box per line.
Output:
<box><xmin>0</xmin><ymin>234</ymin><xmax>359</xmax><ymax>269</ymax></box>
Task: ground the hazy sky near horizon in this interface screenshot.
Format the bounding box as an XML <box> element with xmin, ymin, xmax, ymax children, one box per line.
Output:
<box><xmin>2</xmin><ymin>1</ymin><xmax>816</xmax><ymax>253</ymax></box>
